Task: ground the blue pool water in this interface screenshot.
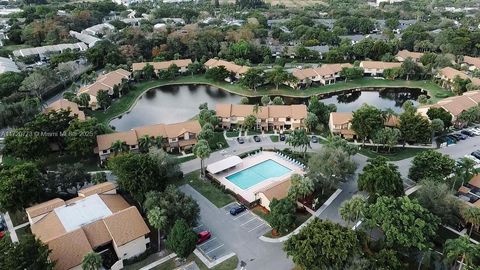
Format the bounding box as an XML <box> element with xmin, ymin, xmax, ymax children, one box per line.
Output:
<box><xmin>226</xmin><ymin>159</ymin><xmax>292</xmax><ymax>190</ymax></box>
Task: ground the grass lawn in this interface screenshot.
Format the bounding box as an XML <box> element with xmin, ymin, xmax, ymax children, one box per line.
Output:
<box><xmin>358</xmin><ymin>146</ymin><xmax>430</xmax><ymax>161</ymax></box>
<box><xmin>89</xmin><ymin>75</ymin><xmax>452</xmax><ymax>125</ymax></box>
<box><xmin>172</xmin><ymin>171</ymin><xmax>235</xmax><ymax>208</ymax></box>
<box><xmin>153</xmin><ymin>254</ymin><xmax>238</xmax><ymax>270</ymax></box>
<box><xmin>40</xmin><ymin>153</ymin><xmax>100</xmax><ymax>171</ymax></box>
<box><xmin>253</xmin><ymin>206</ymin><xmax>312</xmax><ymax>238</ymax></box>
<box><xmin>15</xmin><ymin>225</ymin><xmax>32</xmax><ymax>240</ymax></box>
<box><xmin>225</xmin><ymin>131</ymin><xmax>239</xmax><ymax>138</ymax></box>
<box><xmin>1</xmin><ymin>155</ymin><xmax>25</xmax><ymax>167</ymax></box>
<box><xmin>175</xmin><ymin>155</ymin><xmax>196</xmax><ymax>163</ymax></box>
<box><xmin>270</xmin><ymin>135</ymin><xmax>279</xmax><ymax>142</ymax></box>
<box><xmin>8</xmin><ymin>211</ymin><xmax>28</xmax><ymax>227</ymax></box>
<box><xmin>209</xmin><ymin>132</ymin><xmax>228</xmax><ymax>151</ymax></box>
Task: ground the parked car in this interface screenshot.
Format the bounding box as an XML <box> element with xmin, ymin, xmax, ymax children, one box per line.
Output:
<box><xmin>461</xmin><ymin>130</ymin><xmax>475</xmax><ymax>137</ymax></box>
<box><xmin>0</xmin><ymin>215</ymin><xmax>5</xmax><ymax>232</ymax></box>
<box><xmin>253</xmin><ymin>135</ymin><xmax>261</xmax><ymax>142</ymax></box>
<box><xmin>197</xmin><ymin>231</ymin><xmax>211</xmax><ymax>244</ymax></box>
<box><xmin>311</xmin><ymin>136</ymin><xmax>318</xmax><ymax>143</ymax></box>
<box><xmin>471</xmin><ymin>151</ymin><xmax>480</xmax><ymax>159</ymax></box>
<box><xmin>279</xmin><ymin>134</ymin><xmax>286</xmax><ymax>141</ymax></box>
<box><xmin>451</xmin><ymin>133</ymin><xmax>467</xmax><ymax>140</ymax></box>
<box><xmin>229</xmin><ymin>205</ymin><xmax>247</xmax><ymax>216</ymax></box>
<box><xmin>464</xmin><ymin>155</ymin><xmax>480</xmax><ymax>164</ymax></box>
<box><xmin>469</xmin><ymin>129</ymin><xmax>480</xmax><ymax>136</ymax></box>
<box><xmin>0</xmin><ymin>231</ymin><xmax>4</xmax><ymax>239</ymax></box>
<box><xmin>237</xmin><ymin>137</ymin><xmax>245</xmax><ymax>144</ymax></box>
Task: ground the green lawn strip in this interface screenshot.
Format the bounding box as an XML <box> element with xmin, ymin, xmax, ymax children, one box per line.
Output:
<box><xmin>1</xmin><ymin>155</ymin><xmax>24</xmax><ymax>167</ymax></box>
<box><xmin>9</xmin><ymin>211</ymin><xmax>28</xmax><ymax>227</ymax></box>
<box><xmin>209</xmin><ymin>132</ymin><xmax>228</xmax><ymax>151</ymax></box>
<box><xmin>15</xmin><ymin>225</ymin><xmax>32</xmax><ymax>240</ymax></box>
<box><xmin>270</xmin><ymin>135</ymin><xmax>279</xmax><ymax>142</ymax></box>
<box><xmin>123</xmin><ymin>252</ymin><xmax>171</xmax><ymax>270</ymax></box>
<box><xmin>175</xmin><ymin>155</ymin><xmax>196</xmax><ymax>163</ymax></box>
<box><xmin>152</xmin><ymin>254</ymin><xmax>238</xmax><ymax>270</ymax></box>
<box><xmin>225</xmin><ymin>131</ymin><xmax>239</xmax><ymax>137</ymax></box>
<box><xmin>253</xmin><ymin>206</ymin><xmax>312</xmax><ymax>238</ymax></box>
<box><xmin>358</xmin><ymin>146</ymin><xmax>430</xmax><ymax>161</ymax></box>
<box><xmin>89</xmin><ymin>75</ymin><xmax>452</xmax><ymax>125</ymax></box>
<box><xmin>175</xmin><ymin>172</ymin><xmax>235</xmax><ymax>208</ymax></box>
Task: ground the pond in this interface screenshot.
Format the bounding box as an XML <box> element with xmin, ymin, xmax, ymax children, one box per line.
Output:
<box><xmin>110</xmin><ymin>84</ymin><xmax>423</xmax><ymax>131</ymax></box>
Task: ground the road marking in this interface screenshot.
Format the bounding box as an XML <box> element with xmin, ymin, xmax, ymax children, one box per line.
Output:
<box><xmin>205</xmin><ymin>244</ymin><xmax>224</xmax><ymax>255</ymax></box>
<box><xmin>233</xmin><ymin>212</ymin><xmax>249</xmax><ymax>220</ymax></box>
<box><xmin>240</xmin><ymin>217</ymin><xmax>257</xmax><ymax>226</ymax></box>
<box><xmin>193</xmin><ymin>224</ymin><xmax>204</xmax><ymax>229</ymax></box>
<box><xmin>198</xmin><ymin>237</ymin><xmax>217</xmax><ymax>247</ymax></box>
<box><xmin>248</xmin><ymin>223</ymin><xmax>267</xmax><ymax>232</ymax></box>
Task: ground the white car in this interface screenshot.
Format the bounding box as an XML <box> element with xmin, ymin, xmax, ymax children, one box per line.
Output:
<box><xmin>469</xmin><ymin>129</ymin><xmax>480</xmax><ymax>136</ymax></box>
<box><xmin>463</xmin><ymin>155</ymin><xmax>480</xmax><ymax>164</ymax></box>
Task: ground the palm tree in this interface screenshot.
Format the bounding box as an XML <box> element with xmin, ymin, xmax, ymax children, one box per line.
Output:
<box><xmin>138</xmin><ymin>135</ymin><xmax>153</xmax><ymax>153</ymax></box>
<box><xmin>443</xmin><ymin>236</ymin><xmax>479</xmax><ymax>270</ymax></box>
<box><xmin>461</xmin><ymin>207</ymin><xmax>480</xmax><ymax>236</ymax></box>
<box><xmin>288</xmin><ymin>174</ymin><xmax>314</xmax><ymax>201</ymax></box>
<box><xmin>82</xmin><ymin>252</ymin><xmax>102</xmax><ymax>270</ymax></box>
<box><xmin>193</xmin><ymin>139</ymin><xmax>211</xmax><ymax>177</ymax></box>
<box><xmin>287</xmin><ymin>128</ymin><xmax>311</xmax><ymax>158</ymax></box>
<box><xmin>154</xmin><ymin>136</ymin><xmax>164</xmax><ymax>149</ymax></box>
<box><xmin>267</xmin><ymin>67</ymin><xmax>288</xmax><ymax>90</ymax></box>
<box><xmin>338</xmin><ymin>195</ymin><xmax>367</xmax><ymax>227</ymax></box>
<box><xmin>110</xmin><ymin>140</ymin><xmax>128</xmax><ymax>156</ymax></box>
<box><xmin>147</xmin><ymin>206</ymin><xmax>168</xmax><ymax>251</ymax></box>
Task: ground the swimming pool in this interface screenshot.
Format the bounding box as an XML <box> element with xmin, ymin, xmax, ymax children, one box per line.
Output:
<box><xmin>226</xmin><ymin>159</ymin><xmax>292</xmax><ymax>190</ymax></box>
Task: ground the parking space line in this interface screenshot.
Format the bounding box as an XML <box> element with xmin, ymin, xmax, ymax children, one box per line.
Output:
<box><xmin>205</xmin><ymin>244</ymin><xmax>224</xmax><ymax>255</ymax></box>
<box><xmin>248</xmin><ymin>223</ymin><xmax>267</xmax><ymax>232</ymax></box>
<box><xmin>197</xmin><ymin>237</ymin><xmax>217</xmax><ymax>247</ymax></box>
<box><xmin>193</xmin><ymin>224</ymin><xmax>204</xmax><ymax>229</ymax></box>
<box><xmin>233</xmin><ymin>212</ymin><xmax>249</xmax><ymax>220</ymax></box>
<box><xmin>240</xmin><ymin>217</ymin><xmax>257</xmax><ymax>226</ymax></box>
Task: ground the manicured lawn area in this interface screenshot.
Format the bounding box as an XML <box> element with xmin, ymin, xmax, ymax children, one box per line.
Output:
<box><xmin>152</xmin><ymin>254</ymin><xmax>238</xmax><ymax>270</ymax></box>
<box><xmin>209</xmin><ymin>132</ymin><xmax>228</xmax><ymax>151</ymax></box>
<box><xmin>175</xmin><ymin>155</ymin><xmax>196</xmax><ymax>163</ymax></box>
<box><xmin>253</xmin><ymin>206</ymin><xmax>312</xmax><ymax>238</ymax></box>
<box><xmin>270</xmin><ymin>135</ymin><xmax>279</xmax><ymax>142</ymax></box>
<box><xmin>89</xmin><ymin>75</ymin><xmax>452</xmax><ymax>126</ymax></box>
<box><xmin>358</xmin><ymin>146</ymin><xmax>430</xmax><ymax>161</ymax></box>
<box><xmin>225</xmin><ymin>131</ymin><xmax>239</xmax><ymax>138</ymax></box>
<box><xmin>174</xmin><ymin>171</ymin><xmax>235</xmax><ymax>208</ymax></box>
<box><xmin>8</xmin><ymin>211</ymin><xmax>28</xmax><ymax>227</ymax></box>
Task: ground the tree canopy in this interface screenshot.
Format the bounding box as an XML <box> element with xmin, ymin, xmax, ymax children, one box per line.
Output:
<box><xmin>408</xmin><ymin>150</ymin><xmax>455</xmax><ymax>182</ymax></box>
<box><xmin>358</xmin><ymin>157</ymin><xmax>404</xmax><ymax>201</ymax></box>
<box><xmin>166</xmin><ymin>219</ymin><xmax>197</xmax><ymax>259</ymax></box>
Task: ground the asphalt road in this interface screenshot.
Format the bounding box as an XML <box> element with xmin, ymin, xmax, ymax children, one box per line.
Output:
<box><xmin>180</xmin><ymin>185</ymin><xmax>294</xmax><ymax>270</ymax></box>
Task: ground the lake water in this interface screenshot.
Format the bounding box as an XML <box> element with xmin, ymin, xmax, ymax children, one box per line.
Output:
<box><xmin>110</xmin><ymin>84</ymin><xmax>422</xmax><ymax>131</ymax></box>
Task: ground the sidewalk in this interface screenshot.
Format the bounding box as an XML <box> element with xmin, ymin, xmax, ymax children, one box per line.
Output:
<box><xmin>4</xmin><ymin>212</ymin><xmax>19</xmax><ymax>242</ymax></box>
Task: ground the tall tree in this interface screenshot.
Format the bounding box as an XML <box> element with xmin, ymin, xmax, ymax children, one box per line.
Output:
<box><xmin>287</xmin><ymin>128</ymin><xmax>310</xmax><ymax>158</ymax></box>
<box><xmin>443</xmin><ymin>236</ymin><xmax>479</xmax><ymax>270</ymax></box>
<box><xmin>288</xmin><ymin>174</ymin><xmax>314</xmax><ymax>201</ymax></box>
<box><xmin>82</xmin><ymin>252</ymin><xmax>102</xmax><ymax>270</ymax></box>
<box><xmin>284</xmin><ymin>219</ymin><xmax>360</xmax><ymax>270</ymax></box>
<box><xmin>96</xmin><ymin>90</ymin><xmax>111</xmax><ymax>111</ymax></box>
<box><xmin>166</xmin><ymin>219</ymin><xmax>197</xmax><ymax>259</ymax></box>
<box><xmin>304</xmin><ymin>112</ymin><xmax>319</xmax><ymax>132</ymax></box>
<box><xmin>192</xmin><ymin>139</ymin><xmax>211</xmax><ymax>177</ymax></box>
<box><xmin>461</xmin><ymin>207</ymin><xmax>480</xmax><ymax>237</ymax></box>
<box><xmin>269</xmin><ymin>198</ymin><xmax>296</xmax><ymax>234</ymax></box>
<box><xmin>351</xmin><ymin>104</ymin><xmax>385</xmax><ymax>144</ymax></box>
<box><xmin>147</xmin><ymin>206</ymin><xmax>168</xmax><ymax>250</ymax></box>
<box><xmin>261</xmin><ymin>95</ymin><xmax>271</xmax><ymax>106</ymax></box>
<box><xmin>138</xmin><ymin>135</ymin><xmax>153</xmax><ymax>153</ymax></box>
<box><xmin>426</xmin><ymin>107</ymin><xmax>452</xmax><ymax>129</ymax></box>
<box><xmin>408</xmin><ymin>150</ymin><xmax>455</xmax><ymax>182</ymax></box>
<box><xmin>243</xmin><ymin>114</ymin><xmax>257</xmax><ymax>131</ymax></box>
<box><xmin>240</xmin><ymin>68</ymin><xmax>264</xmax><ymax>91</ymax></box>
<box><xmin>416</xmin><ymin>178</ymin><xmax>461</xmax><ymax>225</ymax></box>
<box><xmin>365</xmin><ymin>196</ymin><xmax>439</xmax><ymax>250</ymax></box>
<box><xmin>0</xmin><ymin>234</ymin><xmax>54</xmax><ymax>270</ymax></box>
<box><xmin>267</xmin><ymin>67</ymin><xmax>288</xmax><ymax>90</ymax></box>
<box><xmin>358</xmin><ymin>157</ymin><xmax>404</xmax><ymax>201</ymax></box>
<box><xmin>339</xmin><ymin>195</ymin><xmax>367</xmax><ymax>227</ymax></box>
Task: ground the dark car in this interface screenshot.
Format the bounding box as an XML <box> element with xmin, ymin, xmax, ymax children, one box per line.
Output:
<box><xmin>229</xmin><ymin>205</ymin><xmax>247</xmax><ymax>216</ymax></box>
<box><xmin>253</xmin><ymin>135</ymin><xmax>261</xmax><ymax>142</ymax></box>
<box><xmin>0</xmin><ymin>215</ymin><xmax>5</xmax><ymax>232</ymax></box>
<box><xmin>237</xmin><ymin>137</ymin><xmax>245</xmax><ymax>144</ymax></box>
<box><xmin>461</xmin><ymin>130</ymin><xmax>475</xmax><ymax>137</ymax></box>
<box><xmin>311</xmin><ymin>135</ymin><xmax>318</xmax><ymax>143</ymax></box>
<box><xmin>446</xmin><ymin>135</ymin><xmax>458</xmax><ymax>142</ymax></box>
<box><xmin>456</xmin><ymin>133</ymin><xmax>468</xmax><ymax>140</ymax></box>
<box><xmin>472</xmin><ymin>151</ymin><xmax>480</xmax><ymax>159</ymax></box>
<box><xmin>279</xmin><ymin>134</ymin><xmax>286</xmax><ymax>141</ymax></box>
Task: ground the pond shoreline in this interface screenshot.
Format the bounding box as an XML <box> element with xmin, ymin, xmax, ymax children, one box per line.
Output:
<box><xmin>89</xmin><ymin>75</ymin><xmax>451</xmax><ymax>126</ymax></box>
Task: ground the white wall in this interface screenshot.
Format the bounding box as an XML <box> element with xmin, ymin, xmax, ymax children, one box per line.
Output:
<box><xmin>113</xmin><ymin>236</ymin><xmax>148</xmax><ymax>260</ymax></box>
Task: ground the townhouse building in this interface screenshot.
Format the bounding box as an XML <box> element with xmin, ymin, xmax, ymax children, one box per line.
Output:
<box><xmin>360</xmin><ymin>61</ymin><xmax>402</xmax><ymax>76</ymax></box>
<box><xmin>290</xmin><ymin>63</ymin><xmax>353</xmax><ymax>88</ymax></box>
<box><xmin>132</xmin><ymin>59</ymin><xmax>192</xmax><ymax>74</ymax></box>
<box><xmin>203</xmin><ymin>59</ymin><xmax>250</xmax><ymax>82</ymax></box>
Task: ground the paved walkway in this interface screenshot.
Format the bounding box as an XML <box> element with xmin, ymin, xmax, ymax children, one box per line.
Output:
<box><xmin>138</xmin><ymin>253</ymin><xmax>177</xmax><ymax>270</ymax></box>
<box><xmin>4</xmin><ymin>212</ymin><xmax>18</xmax><ymax>242</ymax></box>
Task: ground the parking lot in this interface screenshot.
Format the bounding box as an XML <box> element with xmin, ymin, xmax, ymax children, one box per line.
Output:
<box><xmin>222</xmin><ymin>202</ymin><xmax>271</xmax><ymax>237</ymax></box>
<box><xmin>193</xmin><ymin>224</ymin><xmax>233</xmax><ymax>262</ymax></box>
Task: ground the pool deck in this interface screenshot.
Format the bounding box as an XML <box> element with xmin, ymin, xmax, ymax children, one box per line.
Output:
<box><xmin>213</xmin><ymin>151</ymin><xmax>305</xmax><ymax>202</ymax></box>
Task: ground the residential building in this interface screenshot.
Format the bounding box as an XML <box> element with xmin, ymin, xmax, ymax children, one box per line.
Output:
<box><xmin>256</xmin><ymin>179</ymin><xmax>292</xmax><ymax>211</ymax></box>
<box><xmin>13</xmin><ymin>42</ymin><xmax>88</xmax><ymax>58</ymax></box>
<box><xmin>340</xmin><ymin>34</ymin><xmax>389</xmax><ymax>45</ymax></box>
<box><xmin>45</xmin><ymin>99</ymin><xmax>86</xmax><ymax>121</ymax></box>
<box><xmin>26</xmin><ymin>182</ymin><xmax>150</xmax><ymax>270</ymax></box>
<box><xmin>436</xmin><ymin>67</ymin><xmax>480</xmax><ymax>89</ymax></box>
<box><xmin>417</xmin><ymin>90</ymin><xmax>480</xmax><ymax>123</ymax></box>
<box><xmin>69</xmin><ymin>31</ymin><xmax>101</xmax><ymax>48</ymax></box>
<box><xmin>291</xmin><ymin>63</ymin><xmax>353</xmax><ymax>88</ymax></box>
<box><xmin>78</xmin><ymin>69</ymin><xmax>131</xmax><ymax>110</ymax></box>
<box><xmin>131</xmin><ymin>59</ymin><xmax>192</xmax><ymax>74</ymax></box>
<box><xmin>96</xmin><ymin>120</ymin><xmax>201</xmax><ymax>160</ymax></box>
<box><xmin>395</xmin><ymin>50</ymin><xmax>424</xmax><ymax>62</ymax></box>
<box><xmin>82</xmin><ymin>23</ymin><xmax>115</xmax><ymax>37</ymax></box>
<box><xmin>0</xmin><ymin>56</ymin><xmax>19</xmax><ymax>74</ymax></box>
<box><xmin>457</xmin><ymin>174</ymin><xmax>480</xmax><ymax>210</ymax></box>
<box><xmin>204</xmin><ymin>59</ymin><xmax>250</xmax><ymax>82</ymax></box>
<box><xmin>328</xmin><ymin>112</ymin><xmax>399</xmax><ymax>139</ymax></box>
<box><xmin>462</xmin><ymin>56</ymin><xmax>480</xmax><ymax>71</ymax></box>
<box><xmin>360</xmin><ymin>61</ymin><xmax>402</xmax><ymax>76</ymax></box>
<box><xmin>216</xmin><ymin>104</ymin><xmax>308</xmax><ymax>131</ymax></box>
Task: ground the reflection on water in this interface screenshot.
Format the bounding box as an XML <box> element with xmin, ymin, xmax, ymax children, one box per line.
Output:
<box><xmin>110</xmin><ymin>85</ymin><xmax>423</xmax><ymax>131</ymax></box>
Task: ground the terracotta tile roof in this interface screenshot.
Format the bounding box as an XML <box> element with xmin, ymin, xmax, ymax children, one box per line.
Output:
<box><xmin>469</xmin><ymin>174</ymin><xmax>480</xmax><ymax>188</ymax></box>
<box><xmin>162</xmin><ymin>120</ymin><xmax>201</xmax><ymax>138</ymax></box>
<box><xmin>330</xmin><ymin>112</ymin><xmax>353</xmax><ymax>125</ymax></box>
<box><xmin>204</xmin><ymin>59</ymin><xmax>250</xmax><ymax>74</ymax></box>
<box><xmin>78</xmin><ymin>69</ymin><xmax>130</xmax><ymax>97</ymax></box>
<box><xmin>292</xmin><ymin>63</ymin><xmax>352</xmax><ymax>80</ymax></box>
<box><xmin>463</xmin><ymin>91</ymin><xmax>480</xmax><ymax>103</ymax></box>
<box><xmin>82</xmin><ymin>220</ymin><xmax>112</xmax><ymax>248</ymax></box>
<box><xmin>103</xmin><ymin>206</ymin><xmax>150</xmax><ymax>246</ymax></box>
<box><xmin>396</xmin><ymin>50</ymin><xmax>424</xmax><ymax>61</ymax></box>
<box><xmin>360</xmin><ymin>61</ymin><xmax>402</xmax><ymax>70</ymax></box>
<box><xmin>47</xmin><ymin>229</ymin><xmax>93</xmax><ymax>270</ymax></box>
<box><xmin>260</xmin><ymin>179</ymin><xmax>291</xmax><ymax>201</ymax></box>
<box><xmin>384</xmin><ymin>115</ymin><xmax>399</xmax><ymax>127</ymax></box>
<box><xmin>458</xmin><ymin>186</ymin><xmax>471</xmax><ymax>194</ymax></box>
<box><xmin>463</xmin><ymin>56</ymin><xmax>480</xmax><ymax>69</ymax></box>
<box><xmin>96</xmin><ymin>130</ymin><xmax>138</xmax><ymax>151</ymax></box>
<box><xmin>436</xmin><ymin>95</ymin><xmax>478</xmax><ymax>116</ymax></box>
<box><xmin>132</xmin><ymin>59</ymin><xmax>192</xmax><ymax>72</ymax></box>
<box><xmin>216</xmin><ymin>104</ymin><xmax>307</xmax><ymax>119</ymax></box>
<box><xmin>79</xmin><ymin>182</ymin><xmax>116</xmax><ymax>197</ymax></box>
<box><xmin>438</xmin><ymin>67</ymin><xmax>470</xmax><ymax>81</ymax></box>
<box><xmin>26</xmin><ymin>198</ymin><xmax>65</xmax><ymax>219</ymax></box>
<box><xmin>31</xmin><ymin>212</ymin><xmax>66</xmax><ymax>242</ymax></box>
<box><xmin>99</xmin><ymin>194</ymin><xmax>130</xmax><ymax>213</ymax></box>
<box><xmin>45</xmin><ymin>99</ymin><xmax>86</xmax><ymax>121</ymax></box>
